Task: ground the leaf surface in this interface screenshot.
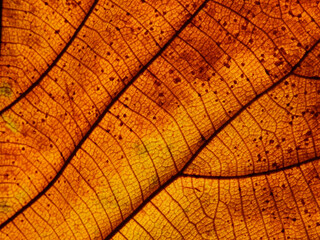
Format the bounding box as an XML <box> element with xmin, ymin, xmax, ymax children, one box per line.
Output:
<box><xmin>1</xmin><ymin>0</ymin><xmax>320</xmax><ymax>239</ymax></box>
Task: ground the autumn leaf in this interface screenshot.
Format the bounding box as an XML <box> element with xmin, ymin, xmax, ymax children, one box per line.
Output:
<box><xmin>1</xmin><ymin>0</ymin><xmax>320</xmax><ymax>239</ymax></box>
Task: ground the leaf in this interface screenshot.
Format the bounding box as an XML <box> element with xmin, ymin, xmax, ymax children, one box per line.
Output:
<box><xmin>1</xmin><ymin>0</ymin><xmax>320</xmax><ymax>239</ymax></box>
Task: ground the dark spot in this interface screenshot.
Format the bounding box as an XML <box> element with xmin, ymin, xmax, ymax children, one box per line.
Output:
<box><xmin>154</xmin><ymin>81</ymin><xmax>161</xmax><ymax>86</ymax></box>
<box><xmin>275</xmin><ymin>61</ymin><xmax>283</xmax><ymax>67</ymax></box>
<box><xmin>306</xmin><ymin>131</ymin><xmax>312</xmax><ymax>136</ymax></box>
<box><xmin>257</xmin><ymin>154</ymin><xmax>262</xmax><ymax>162</ymax></box>
<box><xmin>173</xmin><ymin>77</ymin><xmax>181</xmax><ymax>84</ymax></box>
<box><xmin>224</xmin><ymin>62</ymin><xmax>230</xmax><ymax>68</ymax></box>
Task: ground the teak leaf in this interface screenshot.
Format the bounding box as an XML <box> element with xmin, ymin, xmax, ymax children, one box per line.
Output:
<box><xmin>1</xmin><ymin>0</ymin><xmax>320</xmax><ymax>239</ymax></box>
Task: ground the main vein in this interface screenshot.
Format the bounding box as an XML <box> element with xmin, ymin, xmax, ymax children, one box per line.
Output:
<box><xmin>105</xmin><ymin>39</ymin><xmax>320</xmax><ymax>240</ymax></box>
<box><xmin>0</xmin><ymin>0</ymin><xmax>210</xmax><ymax>231</ymax></box>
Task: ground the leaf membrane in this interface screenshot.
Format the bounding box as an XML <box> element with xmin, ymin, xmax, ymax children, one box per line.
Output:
<box><xmin>120</xmin><ymin>162</ymin><xmax>320</xmax><ymax>239</ymax></box>
<box><xmin>0</xmin><ymin>0</ymin><xmax>320</xmax><ymax>239</ymax></box>
<box><xmin>186</xmin><ymin>76</ymin><xmax>320</xmax><ymax>177</ymax></box>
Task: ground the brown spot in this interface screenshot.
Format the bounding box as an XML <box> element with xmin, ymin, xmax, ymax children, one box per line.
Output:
<box><xmin>274</xmin><ymin>61</ymin><xmax>284</xmax><ymax>67</ymax></box>
<box><xmin>173</xmin><ymin>77</ymin><xmax>181</xmax><ymax>84</ymax></box>
<box><xmin>154</xmin><ymin>81</ymin><xmax>161</xmax><ymax>86</ymax></box>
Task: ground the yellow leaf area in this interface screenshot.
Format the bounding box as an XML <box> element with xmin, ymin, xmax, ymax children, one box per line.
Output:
<box><xmin>0</xmin><ymin>0</ymin><xmax>320</xmax><ymax>239</ymax></box>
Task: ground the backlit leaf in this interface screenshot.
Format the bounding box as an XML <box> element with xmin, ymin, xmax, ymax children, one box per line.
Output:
<box><xmin>1</xmin><ymin>0</ymin><xmax>320</xmax><ymax>239</ymax></box>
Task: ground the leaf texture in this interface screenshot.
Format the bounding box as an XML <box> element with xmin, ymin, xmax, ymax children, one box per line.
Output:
<box><xmin>0</xmin><ymin>0</ymin><xmax>320</xmax><ymax>239</ymax></box>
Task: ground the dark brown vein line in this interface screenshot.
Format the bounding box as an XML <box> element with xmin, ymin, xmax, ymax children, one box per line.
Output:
<box><xmin>105</xmin><ymin>38</ymin><xmax>320</xmax><ymax>239</ymax></box>
<box><xmin>0</xmin><ymin>0</ymin><xmax>98</xmax><ymax>114</ymax></box>
<box><xmin>182</xmin><ymin>156</ymin><xmax>320</xmax><ymax>180</ymax></box>
<box><xmin>293</xmin><ymin>73</ymin><xmax>320</xmax><ymax>80</ymax></box>
<box><xmin>0</xmin><ymin>0</ymin><xmax>210</xmax><ymax>231</ymax></box>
